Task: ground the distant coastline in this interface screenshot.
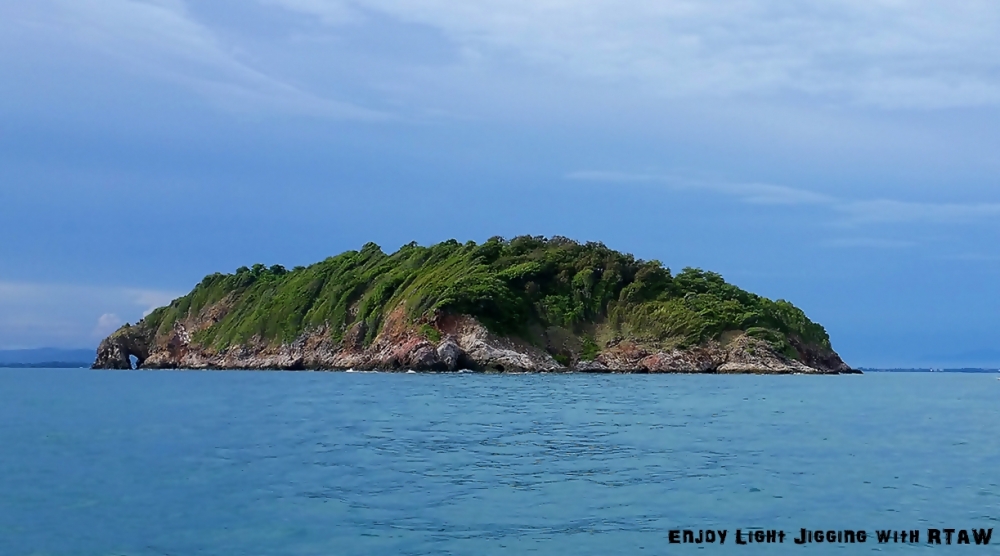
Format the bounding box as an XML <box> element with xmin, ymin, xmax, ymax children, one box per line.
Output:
<box><xmin>0</xmin><ymin>362</ymin><xmax>91</xmax><ymax>369</ymax></box>
<box><xmin>0</xmin><ymin>348</ymin><xmax>95</xmax><ymax>369</ymax></box>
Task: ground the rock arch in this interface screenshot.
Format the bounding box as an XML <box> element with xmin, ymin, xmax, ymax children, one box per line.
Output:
<box><xmin>92</xmin><ymin>324</ymin><xmax>153</xmax><ymax>369</ymax></box>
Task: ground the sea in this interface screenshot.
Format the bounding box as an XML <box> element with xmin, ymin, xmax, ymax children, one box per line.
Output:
<box><xmin>1</xmin><ymin>369</ymin><xmax>998</xmax><ymax>555</ymax></box>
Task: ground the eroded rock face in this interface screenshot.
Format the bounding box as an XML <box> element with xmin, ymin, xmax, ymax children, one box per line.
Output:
<box><xmin>93</xmin><ymin>312</ymin><xmax>856</xmax><ymax>374</ymax></box>
<box><xmin>790</xmin><ymin>336</ymin><xmax>855</xmax><ymax>374</ymax></box>
<box><xmin>92</xmin><ymin>325</ymin><xmax>154</xmax><ymax>369</ymax></box>
<box><xmin>436</xmin><ymin>339</ymin><xmax>465</xmax><ymax>371</ymax></box>
<box><xmin>92</xmin><ymin>341</ymin><xmax>132</xmax><ymax>370</ymax></box>
<box><xmin>716</xmin><ymin>335</ymin><xmax>814</xmax><ymax>374</ymax></box>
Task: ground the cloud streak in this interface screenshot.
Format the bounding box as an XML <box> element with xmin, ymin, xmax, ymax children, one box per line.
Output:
<box><xmin>7</xmin><ymin>0</ymin><xmax>387</xmax><ymax>119</ymax></box>
<box><xmin>836</xmin><ymin>199</ymin><xmax>1000</xmax><ymax>225</ymax></box>
<box><xmin>9</xmin><ymin>0</ymin><xmax>1000</xmax><ymax>125</ymax></box>
<box><xmin>567</xmin><ymin>171</ymin><xmax>835</xmax><ymax>206</ymax></box>
<box><xmin>567</xmin><ymin>170</ymin><xmax>1000</xmax><ymax>226</ymax></box>
<box><xmin>268</xmin><ymin>0</ymin><xmax>1000</xmax><ymax>109</ymax></box>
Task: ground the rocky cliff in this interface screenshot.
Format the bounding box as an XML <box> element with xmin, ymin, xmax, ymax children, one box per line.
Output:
<box><xmin>94</xmin><ymin>236</ymin><xmax>857</xmax><ymax>374</ymax></box>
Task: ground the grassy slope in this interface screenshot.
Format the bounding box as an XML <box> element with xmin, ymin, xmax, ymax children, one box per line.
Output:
<box><xmin>140</xmin><ymin>236</ymin><xmax>832</xmax><ymax>359</ymax></box>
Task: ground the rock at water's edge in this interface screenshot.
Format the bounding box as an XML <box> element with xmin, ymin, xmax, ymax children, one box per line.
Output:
<box><xmin>94</xmin><ymin>315</ymin><xmax>858</xmax><ymax>374</ymax></box>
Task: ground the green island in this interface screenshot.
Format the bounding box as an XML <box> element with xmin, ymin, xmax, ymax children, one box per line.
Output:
<box><xmin>93</xmin><ymin>236</ymin><xmax>855</xmax><ymax>373</ymax></box>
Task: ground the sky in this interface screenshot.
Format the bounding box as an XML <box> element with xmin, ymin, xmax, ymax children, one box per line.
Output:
<box><xmin>2</xmin><ymin>0</ymin><xmax>1000</xmax><ymax>367</ymax></box>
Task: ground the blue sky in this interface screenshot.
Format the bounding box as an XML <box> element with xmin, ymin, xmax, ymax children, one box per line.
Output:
<box><xmin>2</xmin><ymin>0</ymin><xmax>1000</xmax><ymax>367</ymax></box>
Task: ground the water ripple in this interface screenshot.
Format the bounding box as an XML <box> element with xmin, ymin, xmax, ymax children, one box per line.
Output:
<box><xmin>1</xmin><ymin>370</ymin><xmax>998</xmax><ymax>555</ymax></box>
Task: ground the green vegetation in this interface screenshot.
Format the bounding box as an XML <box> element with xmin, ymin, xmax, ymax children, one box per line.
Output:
<box><xmin>139</xmin><ymin>236</ymin><xmax>831</xmax><ymax>359</ymax></box>
<box><xmin>580</xmin><ymin>337</ymin><xmax>601</xmax><ymax>361</ymax></box>
<box><xmin>419</xmin><ymin>323</ymin><xmax>442</xmax><ymax>343</ymax></box>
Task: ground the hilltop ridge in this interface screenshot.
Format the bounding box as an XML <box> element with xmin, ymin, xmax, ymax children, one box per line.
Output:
<box><xmin>93</xmin><ymin>236</ymin><xmax>855</xmax><ymax>374</ymax></box>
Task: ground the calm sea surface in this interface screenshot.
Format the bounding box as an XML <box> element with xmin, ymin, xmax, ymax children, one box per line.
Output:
<box><xmin>1</xmin><ymin>369</ymin><xmax>998</xmax><ymax>555</ymax></box>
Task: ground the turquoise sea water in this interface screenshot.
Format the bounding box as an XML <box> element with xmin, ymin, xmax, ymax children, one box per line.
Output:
<box><xmin>1</xmin><ymin>369</ymin><xmax>998</xmax><ymax>555</ymax></box>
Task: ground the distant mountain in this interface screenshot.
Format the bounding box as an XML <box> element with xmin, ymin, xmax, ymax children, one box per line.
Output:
<box><xmin>0</xmin><ymin>348</ymin><xmax>94</xmax><ymax>366</ymax></box>
<box><xmin>915</xmin><ymin>348</ymin><xmax>1000</xmax><ymax>368</ymax></box>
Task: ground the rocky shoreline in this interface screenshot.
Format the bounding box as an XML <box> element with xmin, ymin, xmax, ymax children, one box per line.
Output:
<box><xmin>94</xmin><ymin>313</ymin><xmax>858</xmax><ymax>375</ymax></box>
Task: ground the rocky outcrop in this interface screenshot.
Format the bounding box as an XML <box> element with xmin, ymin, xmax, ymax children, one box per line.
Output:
<box><xmin>94</xmin><ymin>308</ymin><xmax>858</xmax><ymax>374</ymax></box>
<box><xmin>92</xmin><ymin>324</ymin><xmax>156</xmax><ymax>369</ymax></box>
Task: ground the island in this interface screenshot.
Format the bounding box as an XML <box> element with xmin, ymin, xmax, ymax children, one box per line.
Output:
<box><xmin>93</xmin><ymin>236</ymin><xmax>857</xmax><ymax>374</ymax></box>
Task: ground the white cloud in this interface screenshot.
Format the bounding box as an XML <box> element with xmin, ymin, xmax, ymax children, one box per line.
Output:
<box><xmin>10</xmin><ymin>0</ymin><xmax>386</xmax><ymax>119</ymax></box>
<box><xmin>267</xmin><ymin>0</ymin><xmax>1000</xmax><ymax>109</ymax></box>
<box><xmin>93</xmin><ymin>313</ymin><xmax>124</xmax><ymax>337</ymax></box>
<box><xmin>8</xmin><ymin>0</ymin><xmax>1000</xmax><ymax>126</ymax></box>
<box><xmin>0</xmin><ymin>281</ymin><xmax>183</xmax><ymax>349</ymax></box>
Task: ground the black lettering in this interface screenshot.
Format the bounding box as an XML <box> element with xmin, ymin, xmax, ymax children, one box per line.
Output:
<box><xmin>755</xmin><ymin>530</ymin><xmax>765</xmax><ymax>543</ymax></box>
<box><xmin>826</xmin><ymin>531</ymin><xmax>836</xmax><ymax>543</ymax></box>
<box><xmin>695</xmin><ymin>530</ymin><xmax>703</xmax><ymax>543</ymax></box>
<box><xmin>958</xmin><ymin>530</ymin><xmax>970</xmax><ymax>545</ymax></box>
<box><xmin>736</xmin><ymin>530</ymin><xmax>747</xmax><ymax>545</ymax></box>
<box><xmin>779</xmin><ymin>531</ymin><xmax>786</xmax><ymax>543</ymax></box>
<box><xmin>929</xmin><ymin>529</ymin><xmax>941</xmax><ymax>544</ymax></box>
<box><xmin>718</xmin><ymin>530</ymin><xmax>727</xmax><ymax>545</ymax></box>
<box><xmin>877</xmin><ymin>530</ymin><xmax>892</xmax><ymax>543</ymax></box>
<box><xmin>766</xmin><ymin>530</ymin><xmax>776</xmax><ymax>543</ymax></box>
<box><xmin>858</xmin><ymin>531</ymin><xmax>867</xmax><ymax>543</ymax></box>
<box><xmin>705</xmin><ymin>531</ymin><xmax>715</xmax><ymax>543</ymax></box>
<box><xmin>844</xmin><ymin>531</ymin><xmax>855</xmax><ymax>543</ymax></box>
<box><xmin>910</xmin><ymin>530</ymin><xmax>919</xmax><ymax>543</ymax></box>
<box><xmin>944</xmin><ymin>529</ymin><xmax>955</xmax><ymax>544</ymax></box>
<box><xmin>794</xmin><ymin>529</ymin><xmax>807</xmax><ymax>544</ymax></box>
<box><xmin>815</xmin><ymin>530</ymin><xmax>824</xmax><ymax>543</ymax></box>
<box><xmin>669</xmin><ymin>530</ymin><xmax>680</xmax><ymax>544</ymax></box>
<box><xmin>683</xmin><ymin>530</ymin><xmax>694</xmax><ymax>543</ymax></box>
<box><xmin>973</xmin><ymin>529</ymin><xmax>993</xmax><ymax>545</ymax></box>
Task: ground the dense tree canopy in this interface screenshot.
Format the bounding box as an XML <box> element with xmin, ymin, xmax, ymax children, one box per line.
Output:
<box><xmin>142</xmin><ymin>236</ymin><xmax>831</xmax><ymax>359</ymax></box>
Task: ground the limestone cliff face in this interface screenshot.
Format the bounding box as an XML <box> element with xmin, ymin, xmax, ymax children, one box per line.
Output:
<box><xmin>94</xmin><ymin>306</ymin><xmax>856</xmax><ymax>374</ymax></box>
